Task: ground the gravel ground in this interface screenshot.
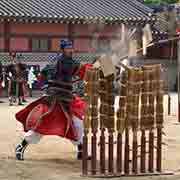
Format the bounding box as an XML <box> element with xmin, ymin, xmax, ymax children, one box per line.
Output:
<box><xmin>0</xmin><ymin>93</ymin><xmax>179</xmax><ymax>180</ymax></box>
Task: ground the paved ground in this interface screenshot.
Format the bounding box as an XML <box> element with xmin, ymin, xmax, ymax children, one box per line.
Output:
<box><xmin>0</xmin><ymin>93</ymin><xmax>179</xmax><ymax>180</ymax></box>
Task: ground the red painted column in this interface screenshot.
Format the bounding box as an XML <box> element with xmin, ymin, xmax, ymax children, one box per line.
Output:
<box><xmin>4</xmin><ymin>20</ymin><xmax>10</xmax><ymax>52</ymax></box>
<box><xmin>68</xmin><ymin>23</ymin><xmax>74</xmax><ymax>41</ymax></box>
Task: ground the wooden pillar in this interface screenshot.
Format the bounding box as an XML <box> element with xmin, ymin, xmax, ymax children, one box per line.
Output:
<box><xmin>4</xmin><ymin>20</ymin><xmax>10</xmax><ymax>52</ymax></box>
<box><xmin>135</xmin><ymin>26</ymin><xmax>143</xmax><ymax>56</ymax></box>
<box><xmin>82</xmin><ymin>131</ymin><xmax>88</xmax><ymax>175</ymax></box>
<box><xmin>178</xmin><ymin>40</ymin><xmax>180</xmax><ymax>123</ymax></box>
<box><xmin>68</xmin><ymin>23</ymin><xmax>74</xmax><ymax>40</ymax></box>
<box><xmin>29</xmin><ymin>38</ymin><xmax>32</xmax><ymax>52</ymax></box>
<box><xmin>156</xmin><ymin>127</ymin><xmax>162</xmax><ymax>172</ymax></box>
<box><xmin>108</xmin><ymin>132</ymin><xmax>114</xmax><ymax>174</ymax></box>
<box><xmin>140</xmin><ymin>130</ymin><xmax>146</xmax><ymax>173</ymax></box>
<box><xmin>124</xmin><ymin>128</ymin><xmax>130</xmax><ymax>174</ymax></box>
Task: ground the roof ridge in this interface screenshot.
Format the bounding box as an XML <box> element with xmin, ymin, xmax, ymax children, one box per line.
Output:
<box><xmin>0</xmin><ymin>0</ymin><xmax>155</xmax><ymax>23</ymax></box>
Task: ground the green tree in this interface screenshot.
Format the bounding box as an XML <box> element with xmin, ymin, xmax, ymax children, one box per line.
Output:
<box><xmin>144</xmin><ymin>0</ymin><xmax>178</xmax><ymax>5</ymax></box>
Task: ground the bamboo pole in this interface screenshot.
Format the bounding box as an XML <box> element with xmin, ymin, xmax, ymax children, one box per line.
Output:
<box><xmin>82</xmin><ymin>69</ymin><xmax>92</xmax><ymax>175</ymax></box>
<box><xmin>167</xmin><ymin>40</ymin><xmax>174</xmax><ymax>116</ymax></box>
<box><xmin>116</xmin><ymin>71</ymin><xmax>128</xmax><ymax>174</ymax></box>
<box><xmin>149</xmin><ymin>130</ymin><xmax>154</xmax><ymax>172</ymax></box>
<box><xmin>117</xmin><ymin>133</ymin><xmax>123</xmax><ymax>174</ymax></box>
<box><xmin>124</xmin><ymin>128</ymin><xmax>130</xmax><ymax>174</ymax></box>
<box><xmin>178</xmin><ymin>40</ymin><xmax>180</xmax><ymax>123</ymax></box>
<box><xmin>144</xmin><ymin>66</ymin><xmax>156</xmax><ymax>173</ymax></box>
<box><xmin>90</xmin><ymin>69</ymin><xmax>99</xmax><ymax>175</ymax></box>
<box><xmin>100</xmin><ymin>129</ymin><xmax>106</xmax><ymax>174</ymax></box>
<box><xmin>82</xmin><ymin>130</ymin><xmax>88</xmax><ymax>175</ymax></box>
<box><xmin>141</xmin><ymin>130</ymin><xmax>146</xmax><ymax>173</ymax></box>
<box><xmin>124</xmin><ymin>69</ymin><xmax>132</xmax><ymax>175</ymax></box>
<box><xmin>116</xmin><ymin>37</ymin><xmax>180</xmax><ymax>77</ymax></box>
<box><xmin>83</xmin><ymin>69</ymin><xmax>99</xmax><ymax>176</ymax></box>
<box><xmin>132</xmin><ymin>131</ymin><xmax>138</xmax><ymax>174</ymax></box>
<box><xmin>108</xmin><ymin>132</ymin><xmax>114</xmax><ymax>174</ymax></box>
<box><xmin>99</xmin><ymin>71</ymin><xmax>107</xmax><ymax>174</ymax></box>
<box><xmin>154</xmin><ymin>65</ymin><xmax>163</xmax><ymax>173</ymax></box>
<box><xmin>99</xmin><ymin>71</ymin><xmax>108</xmax><ymax>174</ymax></box>
<box><xmin>157</xmin><ymin>127</ymin><xmax>162</xmax><ymax>172</ymax></box>
<box><xmin>132</xmin><ymin>69</ymin><xmax>141</xmax><ymax>174</ymax></box>
<box><xmin>118</xmin><ymin>36</ymin><xmax>180</xmax><ymax>64</ymax></box>
<box><xmin>106</xmin><ymin>75</ymin><xmax>115</xmax><ymax>174</ymax></box>
<box><xmin>91</xmin><ymin>132</ymin><xmax>97</xmax><ymax>175</ymax></box>
<box><xmin>140</xmin><ymin>68</ymin><xmax>149</xmax><ymax>173</ymax></box>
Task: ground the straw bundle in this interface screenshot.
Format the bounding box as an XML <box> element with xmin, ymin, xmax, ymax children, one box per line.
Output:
<box><xmin>154</xmin><ymin>65</ymin><xmax>164</xmax><ymax>127</ymax></box>
<box><xmin>84</xmin><ymin>68</ymin><xmax>99</xmax><ymax>131</ymax></box>
<box><xmin>117</xmin><ymin>71</ymin><xmax>128</xmax><ymax>133</ymax></box>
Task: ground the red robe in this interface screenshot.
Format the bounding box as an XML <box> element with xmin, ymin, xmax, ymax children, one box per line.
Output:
<box><xmin>15</xmin><ymin>64</ymin><xmax>92</xmax><ymax>141</ymax></box>
<box><xmin>23</xmin><ymin>81</ymin><xmax>30</xmax><ymax>97</ymax></box>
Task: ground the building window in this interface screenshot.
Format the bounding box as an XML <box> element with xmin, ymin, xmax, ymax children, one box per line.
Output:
<box><xmin>31</xmin><ymin>38</ymin><xmax>49</xmax><ymax>52</ymax></box>
<box><xmin>90</xmin><ymin>38</ymin><xmax>110</xmax><ymax>52</ymax></box>
<box><xmin>98</xmin><ymin>39</ymin><xmax>110</xmax><ymax>52</ymax></box>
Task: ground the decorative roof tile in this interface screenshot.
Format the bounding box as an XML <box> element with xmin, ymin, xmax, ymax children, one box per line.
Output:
<box><xmin>0</xmin><ymin>0</ymin><xmax>154</xmax><ymax>23</ymax></box>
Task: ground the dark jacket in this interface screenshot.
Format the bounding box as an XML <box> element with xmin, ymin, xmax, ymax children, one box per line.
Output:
<box><xmin>45</xmin><ymin>54</ymin><xmax>80</xmax><ymax>111</ymax></box>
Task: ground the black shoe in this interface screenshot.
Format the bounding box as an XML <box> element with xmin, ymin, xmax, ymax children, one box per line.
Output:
<box><xmin>18</xmin><ymin>102</ymin><xmax>24</xmax><ymax>106</ymax></box>
<box><xmin>15</xmin><ymin>144</ymin><xmax>25</xmax><ymax>161</ymax></box>
<box><xmin>77</xmin><ymin>144</ymin><xmax>91</xmax><ymax>160</ymax></box>
<box><xmin>9</xmin><ymin>98</ymin><xmax>13</xmax><ymax>106</ymax></box>
<box><xmin>22</xmin><ymin>99</ymin><xmax>27</xmax><ymax>103</ymax></box>
<box><xmin>77</xmin><ymin>151</ymin><xmax>82</xmax><ymax>160</ymax></box>
<box><xmin>13</xmin><ymin>98</ymin><xmax>17</xmax><ymax>103</ymax></box>
<box><xmin>15</xmin><ymin>139</ymin><xmax>28</xmax><ymax>161</ymax></box>
<box><xmin>77</xmin><ymin>151</ymin><xmax>91</xmax><ymax>160</ymax></box>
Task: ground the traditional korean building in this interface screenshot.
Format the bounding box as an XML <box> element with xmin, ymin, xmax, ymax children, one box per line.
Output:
<box><xmin>0</xmin><ymin>0</ymin><xmax>156</xmax><ymax>53</ymax></box>
<box><xmin>0</xmin><ymin>0</ymin><xmax>177</xmax><ymax>90</ymax></box>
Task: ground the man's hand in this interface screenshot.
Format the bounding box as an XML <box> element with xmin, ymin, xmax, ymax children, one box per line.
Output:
<box><xmin>93</xmin><ymin>61</ymin><xmax>100</xmax><ymax>69</ymax></box>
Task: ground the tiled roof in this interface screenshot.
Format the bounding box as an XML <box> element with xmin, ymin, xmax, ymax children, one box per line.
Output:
<box><xmin>152</xmin><ymin>15</ymin><xmax>169</xmax><ymax>36</ymax></box>
<box><xmin>0</xmin><ymin>53</ymin><xmax>177</xmax><ymax>68</ymax></box>
<box><xmin>0</xmin><ymin>0</ymin><xmax>155</xmax><ymax>23</ymax></box>
<box><xmin>0</xmin><ymin>53</ymin><xmax>175</xmax><ymax>93</ymax></box>
<box><xmin>0</xmin><ymin>53</ymin><xmax>99</xmax><ymax>65</ymax></box>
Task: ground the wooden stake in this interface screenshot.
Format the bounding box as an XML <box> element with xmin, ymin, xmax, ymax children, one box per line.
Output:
<box><xmin>124</xmin><ymin>128</ymin><xmax>130</xmax><ymax>174</ymax></box>
<box><xmin>132</xmin><ymin>131</ymin><xmax>138</xmax><ymax>174</ymax></box>
<box><xmin>117</xmin><ymin>133</ymin><xmax>123</xmax><ymax>174</ymax></box>
<box><xmin>82</xmin><ymin>131</ymin><xmax>88</xmax><ymax>175</ymax></box>
<box><xmin>141</xmin><ymin>130</ymin><xmax>146</xmax><ymax>173</ymax></box>
<box><xmin>100</xmin><ymin>129</ymin><xmax>106</xmax><ymax>174</ymax></box>
<box><xmin>91</xmin><ymin>131</ymin><xmax>97</xmax><ymax>175</ymax></box>
<box><xmin>168</xmin><ymin>94</ymin><xmax>171</xmax><ymax>115</ymax></box>
<box><xmin>108</xmin><ymin>132</ymin><xmax>114</xmax><ymax>174</ymax></box>
<box><xmin>148</xmin><ymin>130</ymin><xmax>154</xmax><ymax>173</ymax></box>
<box><xmin>157</xmin><ymin>127</ymin><xmax>162</xmax><ymax>172</ymax></box>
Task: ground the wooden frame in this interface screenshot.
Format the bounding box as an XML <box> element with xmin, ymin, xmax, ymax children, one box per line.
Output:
<box><xmin>82</xmin><ymin>65</ymin><xmax>172</xmax><ymax>178</ymax></box>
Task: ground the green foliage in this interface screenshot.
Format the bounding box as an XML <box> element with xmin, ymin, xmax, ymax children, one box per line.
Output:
<box><xmin>144</xmin><ymin>0</ymin><xmax>178</xmax><ymax>5</ymax></box>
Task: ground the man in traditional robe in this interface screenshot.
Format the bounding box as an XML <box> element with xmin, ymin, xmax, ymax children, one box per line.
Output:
<box><xmin>15</xmin><ymin>40</ymin><xmax>92</xmax><ymax>161</ymax></box>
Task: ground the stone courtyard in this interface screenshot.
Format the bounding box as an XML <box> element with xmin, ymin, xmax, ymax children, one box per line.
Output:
<box><xmin>0</xmin><ymin>94</ymin><xmax>179</xmax><ymax>180</ymax></box>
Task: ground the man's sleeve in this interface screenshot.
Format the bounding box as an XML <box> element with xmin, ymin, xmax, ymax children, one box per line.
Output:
<box><xmin>78</xmin><ymin>64</ymin><xmax>93</xmax><ymax>80</ymax></box>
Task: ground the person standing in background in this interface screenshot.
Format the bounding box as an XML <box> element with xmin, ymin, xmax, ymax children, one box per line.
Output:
<box><xmin>15</xmin><ymin>40</ymin><xmax>93</xmax><ymax>161</ymax></box>
<box><xmin>7</xmin><ymin>64</ymin><xmax>17</xmax><ymax>106</ymax></box>
<box><xmin>28</xmin><ymin>66</ymin><xmax>36</xmax><ymax>97</ymax></box>
<box><xmin>15</xmin><ymin>63</ymin><xmax>25</xmax><ymax>105</ymax></box>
